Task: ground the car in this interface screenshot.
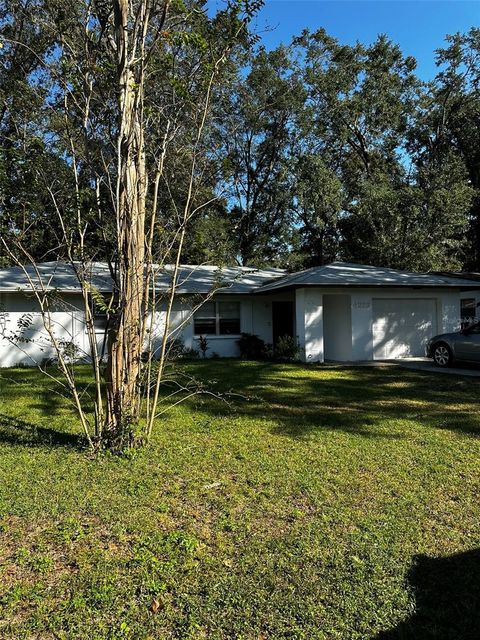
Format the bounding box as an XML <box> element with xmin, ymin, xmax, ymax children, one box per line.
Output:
<box><xmin>426</xmin><ymin>322</ymin><xmax>480</xmax><ymax>367</ymax></box>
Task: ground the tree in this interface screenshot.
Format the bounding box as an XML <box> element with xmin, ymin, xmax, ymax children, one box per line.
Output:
<box><xmin>295</xmin><ymin>30</ymin><xmax>418</xmax><ymax>186</ymax></box>
<box><xmin>218</xmin><ymin>45</ymin><xmax>304</xmax><ymax>266</ymax></box>
<box><xmin>181</xmin><ymin>201</ymin><xmax>237</xmax><ymax>265</ymax></box>
<box><xmin>291</xmin><ymin>28</ymin><xmax>474</xmax><ymax>272</ymax></box>
<box><xmin>339</xmin><ymin>155</ymin><xmax>473</xmax><ymax>271</ymax></box>
<box><xmin>1</xmin><ymin>0</ymin><xmax>261</xmax><ymax>450</ymax></box>
<box><xmin>0</xmin><ymin>0</ymin><xmax>71</xmax><ymax>265</ymax></box>
<box><xmin>409</xmin><ymin>28</ymin><xmax>480</xmax><ymax>270</ymax></box>
<box><xmin>289</xmin><ymin>154</ymin><xmax>343</xmax><ymax>268</ymax></box>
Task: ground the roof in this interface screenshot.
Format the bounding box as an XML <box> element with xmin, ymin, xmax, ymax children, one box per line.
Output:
<box><xmin>1</xmin><ymin>261</ymin><xmax>479</xmax><ymax>296</ymax></box>
<box><xmin>255</xmin><ymin>262</ymin><xmax>480</xmax><ymax>293</ymax></box>
<box><xmin>0</xmin><ymin>262</ymin><xmax>285</xmax><ymax>295</ymax></box>
<box><xmin>433</xmin><ymin>271</ymin><xmax>480</xmax><ymax>282</ymax></box>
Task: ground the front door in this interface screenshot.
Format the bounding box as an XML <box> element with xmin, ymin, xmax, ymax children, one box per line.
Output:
<box><xmin>272</xmin><ymin>301</ymin><xmax>294</xmax><ymax>346</ymax></box>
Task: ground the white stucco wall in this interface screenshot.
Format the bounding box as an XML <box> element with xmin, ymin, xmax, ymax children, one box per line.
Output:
<box><xmin>296</xmin><ymin>288</ymin><xmax>324</xmax><ymax>362</ymax></box>
<box><xmin>314</xmin><ymin>287</ymin><xmax>468</xmax><ymax>362</ymax></box>
<box><xmin>294</xmin><ymin>286</ymin><xmax>477</xmax><ymax>364</ymax></box>
<box><xmin>0</xmin><ymin>291</ymin><xmax>297</xmax><ymax>366</ymax></box>
<box><xmin>351</xmin><ymin>292</ymin><xmax>374</xmax><ymax>361</ymax></box>
<box><xmin>349</xmin><ymin>289</ymin><xmax>467</xmax><ymax>360</ymax></box>
<box><xmin>442</xmin><ymin>292</ymin><xmax>464</xmax><ymax>332</ymax></box>
<box><xmin>1</xmin><ymin>285</ymin><xmax>476</xmax><ymax>366</ymax></box>
<box><xmin>150</xmin><ymin>293</ymin><xmax>294</xmax><ymax>359</ymax></box>
<box><xmin>0</xmin><ymin>293</ymin><xmax>88</xmax><ymax>367</ymax></box>
<box><xmin>349</xmin><ymin>288</ymin><xmax>465</xmax><ymax>360</ymax></box>
<box><xmin>323</xmin><ymin>294</ymin><xmax>352</xmax><ymax>361</ymax></box>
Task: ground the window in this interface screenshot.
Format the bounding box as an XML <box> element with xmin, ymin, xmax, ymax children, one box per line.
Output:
<box><xmin>218</xmin><ymin>302</ymin><xmax>241</xmax><ymax>335</ymax></box>
<box><xmin>91</xmin><ymin>296</ymin><xmax>109</xmax><ymax>333</ymax></box>
<box><xmin>193</xmin><ymin>302</ymin><xmax>216</xmax><ymax>335</ymax></box>
<box><xmin>461</xmin><ymin>298</ymin><xmax>476</xmax><ymax>319</ymax></box>
<box><xmin>461</xmin><ymin>298</ymin><xmax>477</xmax><ymax>328</ymax></box>
<box><xmin>194</xmin><ymin>301</ymin><xmax>240</xmax><ymax>336</ymax></box>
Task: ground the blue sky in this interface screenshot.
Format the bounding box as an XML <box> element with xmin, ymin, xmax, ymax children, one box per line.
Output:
<box><xmin>209</xmin><ymin>1</ymin><xmax>480</xmax><ymax>79</ymax></box>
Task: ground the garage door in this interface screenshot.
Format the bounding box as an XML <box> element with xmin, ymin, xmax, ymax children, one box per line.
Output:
<box><xmin>372</xmin><ymin>298</ymin><xmax>437</xmax><ymax>359</ymax></box>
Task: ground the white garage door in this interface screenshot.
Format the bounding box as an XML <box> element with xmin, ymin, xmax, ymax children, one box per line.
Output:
<box><xmin>372</xmin><ymin>298</ymin><xmax>437</xmax><ymax>359</ymax></box>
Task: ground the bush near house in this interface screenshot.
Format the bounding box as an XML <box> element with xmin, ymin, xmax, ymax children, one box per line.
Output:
<box><xmin>0</xmin><ymin>361</ymin><xmax>480</xmax><ymax>639</ymax></box>
<box><xmin>237</xmin><ymin>332</ymin><xmax>302</xmax><ymax>361</ymax></box>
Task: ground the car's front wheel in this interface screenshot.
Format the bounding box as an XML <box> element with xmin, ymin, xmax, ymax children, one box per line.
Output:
<box><xmin>433</xmin><ymin>343</ymin><xmax>452</xmax><ymax>367</ymax></box>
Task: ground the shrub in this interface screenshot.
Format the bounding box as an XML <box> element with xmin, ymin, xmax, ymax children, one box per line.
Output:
<box><xmin>142</xmin><ymin>338</ymin><xmax>199</xmax><ymax>362</ymax></box>
<box><xmin>181</xmin><ymin>347</ymin><xmax>200</xmax><ymax>359</ymax></box>
<box><xmin>198</xmin><ymin>335</ymin><xmax>209</xmax><ymax>358</ymax></box>
<box><xmin>236</xmin><ymin>333</ymin><xmax>266</xmax><ymax>359</ymax></box>
<box><xmin>271</xmin><ymin>335</ymin><xmax>301</xmax><ymax>361</ymax></box>
<box><xmin>167</xmin><ymin>337</ymin><xmax>199</xmax><ymax>360</ymax></box>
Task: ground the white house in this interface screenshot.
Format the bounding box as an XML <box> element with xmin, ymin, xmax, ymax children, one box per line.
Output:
<box><xmin>0</xmin><ymin>261</ymin><xmax>479</xmax><ymax>367</ymax></box>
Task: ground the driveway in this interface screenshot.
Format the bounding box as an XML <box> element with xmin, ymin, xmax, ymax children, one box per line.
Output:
<box><xmin>395</xmin><ymin>357</ymin><xmax>480</xmax><ymax>377</ymax></box>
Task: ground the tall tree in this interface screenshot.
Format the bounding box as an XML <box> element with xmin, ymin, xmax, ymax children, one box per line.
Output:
<box><xmin>0</xmin><ymin>0</ymin><xmax>71</xmax><ymax>265</ymax></box>
<box><xmin>1</xmin><ymin>0</ymin><xmax>260</xmax><ymax>449</ymax></box>
<box><xmin>293</xmin><ymin>30</ymin><xmax>417</xmax><ymax>268</ymax></box>
<box><xmin>339</xmin><ymin>155</ymin><xmax>473</xmax><ymax>271</ymax></box>
<box><xmin>289</xmin><ymin>154</ymin><xmax>343</xmax><ymax>268</ymax></box>
<box><xmin>410</xmin><ymin>28</ymin><xmax>480</xmax><ymax>270</ymax></box>
<box><xmin>219</xmin><ymin>45</ymin><xmax>304</xmax><ymax>266</ymax></box>
<box><xmin>291</xmin><ymin>28</ymin><xmax>474</xmax><ymax>271</ymax></box>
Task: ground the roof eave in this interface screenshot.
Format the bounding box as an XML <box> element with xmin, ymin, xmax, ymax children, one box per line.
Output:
<box><xmin>254</xmin><ymin>282</ymin><xmax>480</xmax><ymax>294</ymax></box>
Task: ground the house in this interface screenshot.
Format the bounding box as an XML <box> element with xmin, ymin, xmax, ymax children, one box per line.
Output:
<box><xmin>0</xmin><ymin>261</ymin><xmax>479</xmax><ymax>367</ymax></box>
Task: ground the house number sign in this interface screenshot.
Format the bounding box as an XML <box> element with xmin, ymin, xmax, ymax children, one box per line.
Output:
<box><xmin>352</xmin><ymin>301</ymin><xmax>371</xmax><ymax>309</ymax></box>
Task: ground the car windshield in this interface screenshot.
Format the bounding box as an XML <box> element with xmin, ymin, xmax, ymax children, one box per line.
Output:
<box><xmin>468</xmin><ymin>322</ymin><xmax>480</xmax><ymax>333</ymax></box>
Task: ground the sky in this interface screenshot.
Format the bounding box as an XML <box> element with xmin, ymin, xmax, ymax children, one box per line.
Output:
<box><xmin>208</xmin><ymin>0</ymin><xmax>480</xmax><ymax>80</ymax></box>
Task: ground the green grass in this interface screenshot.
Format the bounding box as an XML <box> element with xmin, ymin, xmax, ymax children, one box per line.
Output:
<box><xmin>0</xmin><ymin>360</ymin><xmax>480</xmax><ymax>639</ymax></box>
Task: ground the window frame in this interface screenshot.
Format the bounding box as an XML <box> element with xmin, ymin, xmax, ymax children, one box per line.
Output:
<box><xmin>460</xmin><ymin>297</ymin><xmax>477</xmax><ymax>329</ymax></box>
<box><xmin>193</xmin><ymin>301</ymin><xmax>241</xmax><ymax>337</ymax></box>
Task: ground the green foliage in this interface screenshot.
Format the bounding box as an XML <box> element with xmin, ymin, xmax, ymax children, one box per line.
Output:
<box><xmin>291</xmin><ymin>155</ymin><xmax>343</xmax><ymax>267</ymax></box>
<box><xmin>236</xmin><ymin>332</ymin><xmax>266</xmax><ymax>359</ymax></box>
<box><xmin>1</xmin><ymin>2</ymin><xmax>479</xmax><ymax>272</ymax></box>
<box><xmin>408</xmin><ymin>27</ymin><xmax>480</xmax><ymax>270</ymax></box>
<box><xmin>198</xmin><ymin>334</ymin><xmax>209</xmax><ymax>358</ymax></box>
<box><xmin>181</xmin><ymin>203</ymin><xmax>237</xmax><ymax>265</ymax></box>
<box><xmin>218</xmin><ymin>27</ymin><xmax>479</xmax><ymax>271</ymax></box>
<box><xmin>218</xmin><ymin>45</ymin><xmax>305</xmax><ymax>266</ymax></box>
<box><xmin>166</xmin><ymin>337</ymin><xmax>199</xmax><ymax>360</ymax></box>
<box><xmin>270</xmin><ymin>335</ymin><xmax>301</xmax><ymax>361</ymax></box>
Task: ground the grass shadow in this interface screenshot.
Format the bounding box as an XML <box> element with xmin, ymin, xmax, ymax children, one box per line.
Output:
<box><xmin>0</xmin><ymin>413</ymin><xmax>83</xmax><ymax>449</ymax></box>
<box><xmin>182</xmin><ymin>360</ymin><xmax>480</xmax><ymax>440</ymax></box>
<box><xmin>377</xmin><ymin>549</ymin><xmax>480</xmax><ymax>639</ymax></box>
<box><xmin>2</xmin><ymin>360</ymin><xmax>480</xmax><ymax>447</ymax></box>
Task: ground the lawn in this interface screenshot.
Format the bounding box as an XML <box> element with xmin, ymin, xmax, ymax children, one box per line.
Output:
<box><xmin>0</xmin><ymin>361</ymin><xmax>480</xmax><ymax>639</ymax></box>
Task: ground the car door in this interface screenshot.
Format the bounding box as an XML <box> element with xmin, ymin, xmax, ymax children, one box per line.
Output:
<box><xmin>455</xmin><ymin>323</ymin><xmax>480</xmax><ymax>362</ymax></box>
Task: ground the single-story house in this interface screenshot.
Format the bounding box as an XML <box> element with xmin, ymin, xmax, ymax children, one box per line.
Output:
<box><xmin>0</xmin><ymin>260</ymin><xmax>479</xmax><ymax>367</ymax></box>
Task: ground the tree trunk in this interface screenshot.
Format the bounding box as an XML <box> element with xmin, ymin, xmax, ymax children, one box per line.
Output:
<box><xmin>105</xmin><ymin>0</ymin><xmax>147</xmax><ymax>447</ymax></box>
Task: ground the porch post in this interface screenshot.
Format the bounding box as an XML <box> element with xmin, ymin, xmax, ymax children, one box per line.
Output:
<box><xmin>295</xmin><ymin>288</ymin><xmax>323</xmax><ymax>362</ymax></box>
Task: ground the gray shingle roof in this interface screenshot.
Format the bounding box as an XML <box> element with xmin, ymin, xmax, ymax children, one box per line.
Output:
<box><xmin>1</xmin><ymin>261</ymin><xmax>479</xmax><ymax>296</ymax></box>
<box><xmin>255</xmin><ymin>262</ymin><xmax>480</xmax><ymax>293</ymax></box>
<box><xmin>0</xmin><ymin>261</ymin><xmax>285</xmax><ymax>295</ymax></box>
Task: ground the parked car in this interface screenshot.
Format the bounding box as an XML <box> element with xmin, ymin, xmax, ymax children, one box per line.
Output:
<box><xmin>426</xmin><ymin>322</ymin><xmax>480</xmax><ymax>367</ymax></box>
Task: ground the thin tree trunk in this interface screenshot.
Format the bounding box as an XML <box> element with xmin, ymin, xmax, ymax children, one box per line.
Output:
<box><xmin>105</xmin><ymin>0</ymin><xmax>148</xmax><ymax>446</ymax></box>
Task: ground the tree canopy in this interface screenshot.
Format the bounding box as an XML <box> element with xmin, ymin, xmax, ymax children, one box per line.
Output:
<box><xmin>1</xmin><ymin>10</ymin><xmax>479</xmax><ymax>273</ymax></box>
